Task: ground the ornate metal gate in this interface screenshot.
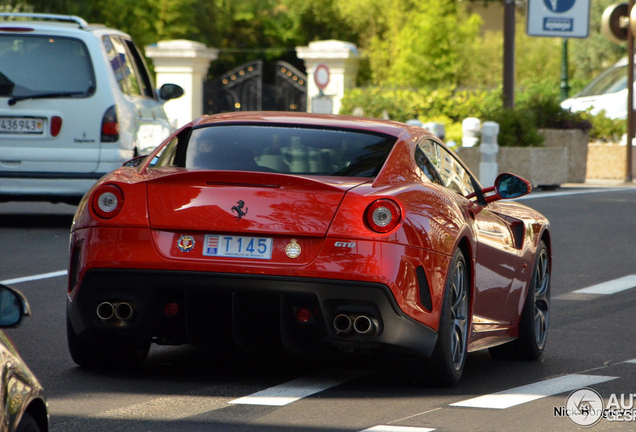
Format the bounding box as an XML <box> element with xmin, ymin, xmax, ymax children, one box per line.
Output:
<box><xmin>204</xmin><ymin>60</ymin><xmax>306</xmax><ymax>114</ymax></box>
<box><xmin>274</xmin><ymin>61</ymin><xmax>307</xmax><ymax>112</ymax></box>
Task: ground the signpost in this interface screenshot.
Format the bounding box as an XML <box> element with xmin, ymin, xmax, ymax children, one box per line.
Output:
<box><xmin>600</xmin><ymin>2</ymin><xmax>634</xmax><ymax>182</ymax></box>
<box><xmin>311</xmin><ymin>64</ymin><xmax>333</xmax><ymax>114</ymax></box>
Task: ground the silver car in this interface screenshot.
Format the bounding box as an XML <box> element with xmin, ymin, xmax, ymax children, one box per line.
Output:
<box><xmin>0</xmin><ymin>284</ymin><xmax>48</xmax><ymax>432</ymax></box>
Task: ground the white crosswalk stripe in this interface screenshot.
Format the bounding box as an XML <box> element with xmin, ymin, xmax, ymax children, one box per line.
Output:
<box><xmin>230</xmin><ymin>369</ymin><xmax>371</xmax><ymax>406</ymax></box>
<box><xmin>450</xmin><ymin>374</ymin><xmax>617</xmax><ymax>409</ymax></box>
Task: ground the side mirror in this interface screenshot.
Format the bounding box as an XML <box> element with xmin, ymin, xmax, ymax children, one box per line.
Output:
<box><xmin>159</xmin><ymin>83</ymin><xmax>184</xmax><ymax>101</ymax></box>
<box><xmin>0</xmin><ymin>284</ymin><xmax>30</xmax><ymax>328</ymax></box>
<box><xmin>483</xmin><ymin>173</ymin><xmax>532</xmax><ymax>203</ymax></box>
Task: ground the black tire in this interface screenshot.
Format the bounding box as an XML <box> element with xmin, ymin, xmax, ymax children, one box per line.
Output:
<box><xmin>16</xmin><ymin>412</ymin><xmax>41</xmax><ymax>432</ymax></box>
<box><xmin>419</xmin><ymin>249</ymin><xmax>470</xmax><ymax>387</ymax></box>
<box><xmin>67</xmin><ymin>316</ymin><xmax>150</xmax><ymax>369</ymax></box>
<box><xmin>489</xmin><ymin>240</ymin><xmax>550</xmax><ymax>360</ymax></box>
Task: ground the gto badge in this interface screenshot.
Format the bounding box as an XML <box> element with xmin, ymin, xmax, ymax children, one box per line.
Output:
<box><xmin>177</xmin><ymin>235</ymin><xmax>195</xmax><ymax>252</ymax></box>
<box><xmin>335</xmin><ymin>241</ymin><xmax>356</xmax><ymax>248</ymax></box>
<box><xmin>231</xmin><ymin>200</ymin><xmax>248</xmax><ymax>221</ymax></box>
<box><xmin>285</xmin><ymin>239</ymin><xmax>301</xmax><ymax>258</ymax></box>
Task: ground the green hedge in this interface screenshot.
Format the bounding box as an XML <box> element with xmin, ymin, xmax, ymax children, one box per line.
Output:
<box><xmin>339</xmin><ymin>86</ymin><xmax>623</xmax><ymax>146</ymax></box>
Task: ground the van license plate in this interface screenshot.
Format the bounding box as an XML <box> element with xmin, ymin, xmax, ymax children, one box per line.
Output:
<box><xmin>0</xmin><ymin>117</ymin><xmax>45</xmax><ymax>134</ymax></box>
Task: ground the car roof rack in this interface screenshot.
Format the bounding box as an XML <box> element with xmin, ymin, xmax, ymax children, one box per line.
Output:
<box><xmin>0</xmin><ymin>13</ymin><xmax>88</xmax><ymax>29</ymax></box>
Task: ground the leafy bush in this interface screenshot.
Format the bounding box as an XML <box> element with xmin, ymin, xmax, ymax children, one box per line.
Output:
<box><xmin>519</xmin><ymin>95</ymin><xmax>591</xmax><ymax>130</ymax></box>
<box><xmin>486</xmin><ymin>108</ymin><xmax>544</xmax><ymax>147</ymax></box>
<box><xmin>341</xmin><ymin>85</ymin><xmax>618</xmax><ymax>146</ymax></box>
<box><xmin>583</xmin><ymin>111</ymin><xmax>625</xmax><ymax>142</ymax></box>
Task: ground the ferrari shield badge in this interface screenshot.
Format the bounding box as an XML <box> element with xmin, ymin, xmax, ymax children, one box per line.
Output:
<box><xmin>177</xmin><ymin>235</ymin><xmax>195</xmax><ymax>252</ymax></box>
<box><xmin>285</xmin><ymin>238</ymin><xmax>301</xmax><ymax>258</ymax></box>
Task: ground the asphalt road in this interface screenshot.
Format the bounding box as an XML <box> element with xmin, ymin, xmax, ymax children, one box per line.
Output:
<box><xmin>1</xmin><ymin>186</ymin><xmax>636</xmax><ymax>432</ymax></box>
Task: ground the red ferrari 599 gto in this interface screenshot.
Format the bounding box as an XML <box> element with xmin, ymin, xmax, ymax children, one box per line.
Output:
<box><xmin>67</xmin><ymin>112</ymin><xmax>551</xmax><ymax>385</ymax></box>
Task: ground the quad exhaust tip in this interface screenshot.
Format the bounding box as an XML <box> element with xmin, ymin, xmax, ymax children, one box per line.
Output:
<box><xmin>97</xmin><ymin>301</ymin><xmax>135</xmax><ymax>322</ymax></box>
<box><xmin>333</xmin><ymin>313</ymin><xmax>377</xmax><ymax>336</ymax></box>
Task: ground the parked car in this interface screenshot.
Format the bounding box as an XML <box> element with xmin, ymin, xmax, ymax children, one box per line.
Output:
<box><xmin>67</xmin><ymin>112</ymin><xmax>551</xmax><ymax>386</ymax></box>
<box><xmin>0</xmin><ymin>284</ymin><xmax>48</xmax><ymax>432</ymax></box>
<box><xmin>561</xmin><ymin>57</ymin><xmax>629</xmax><ymax>119</ymax></box>
<box><xmin>0</xmin><ymin>13</ymin><xmax>183</xmax><ymax>204</ymax></box>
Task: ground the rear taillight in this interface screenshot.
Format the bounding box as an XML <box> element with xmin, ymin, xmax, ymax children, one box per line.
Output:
<box><xmin>365</xmin><ymin>199</ymin><xmax>402</xmax><ymax>233</ymax></box>
<box><xmin>101</xmin><ymin>105</ymin><xmax>119</xmax><ymax>142</ymax></box>
<box><xmin>50</xmin><ymin>116</ymin><xmax>62</xmax><ymax>137</ymax></box>
<box><xmin>91</xmin><ymin>184</ymin><xmax>124</xmax><ymax>219</ymax></box>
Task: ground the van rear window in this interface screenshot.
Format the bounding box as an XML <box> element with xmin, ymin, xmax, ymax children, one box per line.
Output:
<box><xmin>0</xmin><ymin>35</ymin><xmax>95</xmax><ymax>97</ymax></box>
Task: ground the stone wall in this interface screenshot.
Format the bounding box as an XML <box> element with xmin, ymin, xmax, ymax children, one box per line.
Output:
<box><xmin>539</xmin><ymin>129</ymin><xmax>589</xmax><ymax>183</ymax></box>
<box><xmin>586</xmin><ymin>144</ymin><xmax>636</xmax><ymax>180</ymax></box>
<box><xmin>455</xmin><ymin>147</ymin><xmax>568</xmax><ymax>187</ymax></box>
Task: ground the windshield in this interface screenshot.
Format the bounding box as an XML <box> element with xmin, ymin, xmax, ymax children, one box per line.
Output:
<box><xmin>156</xmin><ymin>125</ymin><xmax>397</xmax><ymax>177</ymax></box>
<box><xmin>577</xmin><ymin>64</ymin><xmax>627</xmax><ymax>97</ymax></box>
<box><xmin>0</xmin><ymin>35</ymin><xmax>95</xmax><ymax>97</ymax></box>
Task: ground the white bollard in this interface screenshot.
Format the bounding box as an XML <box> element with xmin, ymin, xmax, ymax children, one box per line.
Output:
<box><xmin>479</xmin><ymin>121</ymin><xmax>499</xmax><ymax>187</ymax></box>
<box><xmin>423</xmin><ymin>122</ymin><xmax>446</xmax><ymax>141</ymax></box>
<box><xmin>462</xmin><ymin>118</ymin><xmax>481</xmax><ymax>147</ymax></box>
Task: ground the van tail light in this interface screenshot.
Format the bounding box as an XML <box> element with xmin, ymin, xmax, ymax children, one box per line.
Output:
<box><xmin>365</xmin><ymin>199</ymin><xmax>402</xmax><ymax>233</ymax></box>
<box><xmin>91</xmin><ymin>184</ymin><xmax>124</xmax><ymax>219</ymax></box>
<box><xmin>50</xmin><ymin>116</ymin><xmax>62</xmax><ymax>137</ymax></box>
<box><xmin>101</xmin><ymin>105</ymin><xmax>119</xmax><ymax>142</ymax></box>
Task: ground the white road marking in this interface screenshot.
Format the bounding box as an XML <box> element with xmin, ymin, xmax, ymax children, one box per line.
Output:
<box><xmin>362</xmin><ymin>426</ymin><xmax>436</xmax><ymax>432</ymax></box>
<box><xmin>516</xmin><ymin>187</ymin><xmax>631</xmax><ymax>200</ymax></box>
<box><xmin>450</xmin><ymin>374</ymin><xmax>617</xmax><ymax>409</ymax></box>
<box><xmin>0</xmin><ymin>269</ymin><xmax>67</xmax><ymax>285</ymax></box>
<box><xmin>230</xmin><ymin>369</ymin><xmax>370</xmax><ymax>406</ymax></box>
<box><xmin>572</xmin><ymin>274</ymin><xmax>636</xmax><ymax>295</ymax></box>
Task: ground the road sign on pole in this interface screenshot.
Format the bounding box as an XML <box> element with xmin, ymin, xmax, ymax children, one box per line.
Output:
<box><xmin>527</xmin><ymin>0</ymin><xmax>591</xmax><ymax>38</ymax></box>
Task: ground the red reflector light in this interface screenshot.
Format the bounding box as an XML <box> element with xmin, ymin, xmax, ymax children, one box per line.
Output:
<box><xmin>102</xmin><ymin>122</ymin><xmax>118</xmax><ymax>135</ymax></box>
<box><xmin>50</xmin><ymin>116</ymin><xmax>62</xmax><ymax>137</ymax></box>
<box><xmin>165</xmin><ymin>302</ymin><xmax>179</xmax><ymax>317</ymax></box>
<box><xmin>365</xmin><ymin>199</ymin><xmax>402</xmax><ymax>233</ymax></box>
<box><xmin>101</xmin><ymin>105</ymin><xmax>119</xmax><ymax>142</ymax></box>
<box><xmin>0</xmin><ymin>27</ymin><xmax>34</xmax><ymax>32</ymax></box>
<box><xmin>296</xmin><ymin>308</ymin><xmax>312</xmax><ymax>323</ymax></box>
<box><xmin>91</xmin><ymin>184</ymin><xmax>124</xmax><ymax>219</ymax></box>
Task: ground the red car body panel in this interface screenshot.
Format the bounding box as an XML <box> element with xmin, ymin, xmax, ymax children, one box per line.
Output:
<box><xmin>67</xmin><ymin>112</ymin><xmax>551</xmax><ymax>360</ymax></box>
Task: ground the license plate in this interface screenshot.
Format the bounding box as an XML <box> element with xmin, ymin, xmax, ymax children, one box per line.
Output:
<box><xmin>0</xmin><ymin>117</ymin><xmax>45</xmax><ymax>134</ymax></box>
<box><xmin>203</xmin><ymin>234</ymin><xmax>273</xmax><ymax>260</ymax></box>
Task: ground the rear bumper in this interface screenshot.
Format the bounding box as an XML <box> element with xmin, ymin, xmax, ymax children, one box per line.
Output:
<box><xmin>67</xmin><ymin>269</ymin><xmax>438</xmax><ymax>357</ymax></box>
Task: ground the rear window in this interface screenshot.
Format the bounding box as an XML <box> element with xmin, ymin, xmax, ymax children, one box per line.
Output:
<box><xmin>156</xmin><ymin>125</ymin><xmax>397</xmax><ymax>177</ymax></box>
<box><xmin>0</xmin><ymin>35</ymin><xmax>95</xmax><ymax>97</ymax></box>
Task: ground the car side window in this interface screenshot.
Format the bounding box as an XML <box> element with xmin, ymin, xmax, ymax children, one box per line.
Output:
<box><xmin>150</xmin><ymin>128</ymin><xmax>192</xmax><ymax>168</ymax></box>
<box><xmin>102</xmin><ymin>35</ymin><xmax>144</xmax><ymax>97</ymax></box>
<box><xmin>414</xmin><ymin>140</ymin><xmax>443</xmax><ymax>186</ymax></box>
<box><xmin>416</xmin><ymin>139</ymin><xmax>475</xmax><ymax>198</ymax></box>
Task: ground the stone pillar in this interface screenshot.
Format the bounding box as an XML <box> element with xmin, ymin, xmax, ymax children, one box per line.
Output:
<box><xmin>296</xmin><ymin>40</ymin><xmax>360</xmax><ymax>115</ymax></box>
<box><xmin>462</xmin><ymin>118</ymin><xmax>481</xmax><ymax>147</ymax></box>
<box><xmin>145</xmin><ymin>40</ymin><xmax>218</xmax><ymax>129</ymax></box>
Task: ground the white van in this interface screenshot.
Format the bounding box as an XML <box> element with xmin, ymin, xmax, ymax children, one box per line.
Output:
<box><xmin>560</xmin><ymin>57</ymin><xmax>629</xmax><ymax>120</ymax></box>
<box><xmin>0</xmin><ymin>13</ymin><xmax>183</xmax><ymax>204</ymax></box>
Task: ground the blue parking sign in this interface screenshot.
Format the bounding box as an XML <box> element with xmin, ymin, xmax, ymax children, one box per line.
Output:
<box><xmin>528</xmin><ymin>0</ymin><xmax>590</xmax><ymax>37</ymax></box>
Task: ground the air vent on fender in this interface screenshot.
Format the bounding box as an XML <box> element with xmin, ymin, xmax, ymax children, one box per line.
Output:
<box><xmin>416</xmin><ymin>266</ymin><xmax>433</xmax><ymax>311</ymax></box>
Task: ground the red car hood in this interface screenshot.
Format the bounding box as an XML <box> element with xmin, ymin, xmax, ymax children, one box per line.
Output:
<box><xmin>146</xmin><ymin>170</ymin><xmax>370</xmax><ymax>236</ymax></box>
